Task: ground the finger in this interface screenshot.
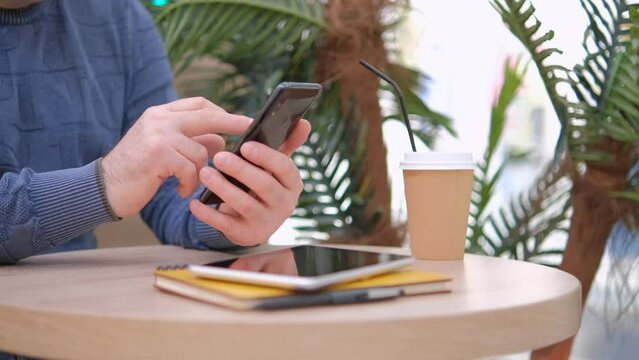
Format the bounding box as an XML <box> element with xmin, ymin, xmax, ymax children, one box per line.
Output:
<box><xmin>199</xmin><ymin>166</ymin><xmax>266</xmax><ymax>219</ymax></box>
<box><xmin>230</xmin><ymin>255</ymin><xmax>270</xmax><ymax>271</ymax></box>
<box><xmin>239</xmin><ymin>143</ymin><xmax>302</xmax><ymax>192</ymax></box>
<box><xmin>165</xmin><ymin>151</ymin><xmax>199</xmax><ymax>198</ymax></box>
<box><xmin>175</xmin><ymin>109</ymin><xmax>252</xmax><ymax>137</ymax></box>
<box><xmin>189</xmin><ymin>200</ymin><xmax>243</xmax><ymax>243</ymax></box>
<box><xmin>164</xmin><ymin>97</ymin><xmax>227</xmax><ymax>112</ymax></box>
<box><xmin>213</xmin><ymin>151</ymin><xmax>286</xmax><ymax>205</ymax></box>
<box><xmin>173</xmin><ymin>136</ymin><xmax>209</xmax><ymax>172</ymax></box>
<box><xmin>192</xmin><ymin>134</ymin><xmax>225</xmax><ymax>157</ymax></box>
<box><xmin>279</xmin><ymin>119</ymin><xmax>311</xmax><ymax>156</ymax></box>
<box><xmin>217</xmin><ymin>203</ymin><xmax>240</xmax><ymax>217</ymax></box>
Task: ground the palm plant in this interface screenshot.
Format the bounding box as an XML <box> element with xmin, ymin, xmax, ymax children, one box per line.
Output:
<box><xmin>147</xmin><ymin>0</ymin><xmax>454</xmax><ymax>245</ymax></box>
<box><xmin>487</xmin><ymin>0</ymin><xmax>639</xmax><ymax>358</ymax></box>
<box><xmin>467</xmin><ymin>60</ymin><xmax>572</xmax><ymax>268</ymax></box>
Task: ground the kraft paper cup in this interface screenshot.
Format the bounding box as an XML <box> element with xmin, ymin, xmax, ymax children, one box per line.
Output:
<box><xmin>400</xmin><ymin>152</ymin><xmax>475</xmax><ymax>260</ymax></box>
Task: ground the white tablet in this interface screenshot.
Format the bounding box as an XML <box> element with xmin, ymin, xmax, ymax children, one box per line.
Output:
<box><xmin>188</xmin><ymin>245</ymin><xmax>415</xmax><ymax>291</ymax></box>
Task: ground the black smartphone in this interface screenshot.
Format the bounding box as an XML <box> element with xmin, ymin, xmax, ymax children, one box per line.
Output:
<box><xmin>199</xmin><ymin>82</ymin><xmax>322</xmax><ymax>205</ymax></box>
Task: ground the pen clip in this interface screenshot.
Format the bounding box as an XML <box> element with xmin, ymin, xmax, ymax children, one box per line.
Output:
<box><xmin>366</xmin><ymin>288</ymin><xmax>402</xmax><ymax>300</ymax></box>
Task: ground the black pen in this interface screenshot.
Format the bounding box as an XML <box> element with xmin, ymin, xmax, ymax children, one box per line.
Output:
<box><xmin>257</xmin><ymin>288</ymin><xmax>403</xmax><ymax>310</ymax></box>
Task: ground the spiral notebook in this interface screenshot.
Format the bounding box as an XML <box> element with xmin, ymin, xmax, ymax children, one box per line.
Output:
<box><xmin>154</xmin><ymin>266</ymin><xmax>451</xmax><ymax>310</ymax></box>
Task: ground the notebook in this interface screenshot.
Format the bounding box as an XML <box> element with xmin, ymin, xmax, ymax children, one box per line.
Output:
<box><xmin>154</xmin><ymin>266</ymin><xmax>451</xmax><ymax>310</ymax></box>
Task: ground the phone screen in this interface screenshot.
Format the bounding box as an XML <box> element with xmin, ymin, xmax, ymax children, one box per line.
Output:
<box><xmin>199</xmin><ymin>83</ymin><xmax>322</xmax><ymax>205</ymax></box>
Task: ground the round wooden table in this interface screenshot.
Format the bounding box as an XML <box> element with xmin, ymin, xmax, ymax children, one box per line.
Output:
<box><xmin>0</xmin><ymin>245</ymin><xmax>581</xmax><ymax>360</ymax></box>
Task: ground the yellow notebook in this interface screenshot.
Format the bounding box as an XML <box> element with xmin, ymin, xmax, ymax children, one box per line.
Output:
<box><xmin>154</xmin><ymin>267</ymin><xmax>451</xmax><ymax>310</ymax></box>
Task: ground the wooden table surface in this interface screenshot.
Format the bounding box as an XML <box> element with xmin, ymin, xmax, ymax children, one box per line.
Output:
<box><xmin>0</xmin><ymin>244</ymin><xmax>581</xmax><ymax>360</ymax></box>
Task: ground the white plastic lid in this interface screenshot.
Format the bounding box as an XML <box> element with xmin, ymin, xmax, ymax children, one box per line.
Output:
<box><xmin>399</xmin><ymin>152</ymin><xmax>475</xmax><ymax>170</ymax></box>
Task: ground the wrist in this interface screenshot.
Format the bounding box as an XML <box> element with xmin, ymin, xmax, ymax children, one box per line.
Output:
<box><xmin>99</xmin><ymin>156</ymin><xmax>125</xmax><ymax>219</ymax></box>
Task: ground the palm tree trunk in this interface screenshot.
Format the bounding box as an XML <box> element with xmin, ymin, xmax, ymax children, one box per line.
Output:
<box><xmin>316</xmin><ymin>0</ymin><xmax>403</xmax><ymax>246</ymax></box>
<box><xmin>532</xmin><ymin>141</ymin><xmax>635</xmax><ymax>359</ymax></box>
<box><xmin>531</xmin><ymin>178</ymin><xmax>615</xmax><ymax>359</ymax></box>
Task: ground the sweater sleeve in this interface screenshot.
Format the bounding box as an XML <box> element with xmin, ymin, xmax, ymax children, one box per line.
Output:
<box><xmin>126</xmin><ymin>2</ymin><xmax>237</xmax><ymax>251</ymax></box>
<box><xmin>141</xmin><ymin>178</ymin><xmax>239</xmax><ymax>250</ymax></box>
<box><xmin>0</xmin><ymin>161</ymin><xmax>116</xmax><ymax>264</ymax></box>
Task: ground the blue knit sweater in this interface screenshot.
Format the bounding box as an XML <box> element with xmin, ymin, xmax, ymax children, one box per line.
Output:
<box><xmin>0</xmin><ymin>0</ymin><xmax>234</xmax><ymax>264</ymax></box>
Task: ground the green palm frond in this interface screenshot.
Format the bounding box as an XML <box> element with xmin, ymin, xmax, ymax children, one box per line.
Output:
<box><xmin>155</xmin><ymin>0</ymin><xmax>325</xmax><ymax>72</ymax></box>
<box><xmin>467</xmin><ymin>59</ymin><xmax>526</xmax><ymax>254</ymax></box>
<box><xmin>467</xmin><ymin>57</ymin><xmax>571</xmax><ymax>267</ymax></box>
<box><xmin>175</xmin><ymin>56</ymin><xmax>295</xmax><ymax>116</ymax></box>
<box><xmin>175</xmin><ymin>59</ymin><xmax>251</xmax><ymax>112</ymax></box>
<box><xmin>492</xmin><ymin>0</ymin><xmax>639</xmax><ymax>170</ymax></box>
<box><xmin>477</xmin><ymin>161</ymin><xmax>571</xmax><ymax>267</ymax></box>
<box><xmin>570</xmin><ymin>2</ymin><xmax>639</xmax><ymax>162</ymax></box>
<box><xmin>490</xmin><ymin>0</ymin><xmax>570</xmax><ymax>133</ymax></box>
<box><xmin>383</xmin><ymin>62</ymin><xmax>455</xmax><ymax>148</ymax></box>
<box><xmin>613</xmin><ymin>190</ymin><xmax>639</xmax><ymax>202</ymax></box>
<box><xmin>292</xmin><ymin>88</ymin><xmax>382</xmax><ymax>240</ymax></box>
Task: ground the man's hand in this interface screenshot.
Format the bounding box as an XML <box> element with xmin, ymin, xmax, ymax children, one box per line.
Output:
<box><xmin>102</xmin><ymin>97</ymin><xmax>251</xmax><ymax>218</ymax></box>
<box><xmin>189</xmin><ymin>119</ymin><xmax>311</xmax><ymax>247</ymax></box>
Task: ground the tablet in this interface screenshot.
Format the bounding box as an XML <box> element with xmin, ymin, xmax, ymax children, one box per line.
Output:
<box><xmin>188</xmin><ymin>245</ymin><xmax>415</xmax><ymax>291</ymax></box>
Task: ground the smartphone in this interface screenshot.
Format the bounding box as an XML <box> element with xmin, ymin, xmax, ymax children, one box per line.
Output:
<box><xmin>199</xmin><ymin>82</ymin><xmax>322</xmax><ymax>205</ymax></box>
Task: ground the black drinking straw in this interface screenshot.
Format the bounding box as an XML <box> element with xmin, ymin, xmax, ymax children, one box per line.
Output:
<box><xmin>359</xmin><ymin>59</ymin><xmax>417</xmax><ymax>152</ymax></box>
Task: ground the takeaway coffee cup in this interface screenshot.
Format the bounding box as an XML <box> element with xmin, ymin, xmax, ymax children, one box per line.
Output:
<box><xmin>400</xmin><ymin>152</ymin><xmax>475</xmax><ymax>260</ymax></box>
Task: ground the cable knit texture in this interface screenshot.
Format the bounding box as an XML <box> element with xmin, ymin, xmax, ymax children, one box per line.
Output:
<box><xmin>0</xmin><ymin>0</ymin><xmax>234</xmax><ymax>264</ymax></box>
